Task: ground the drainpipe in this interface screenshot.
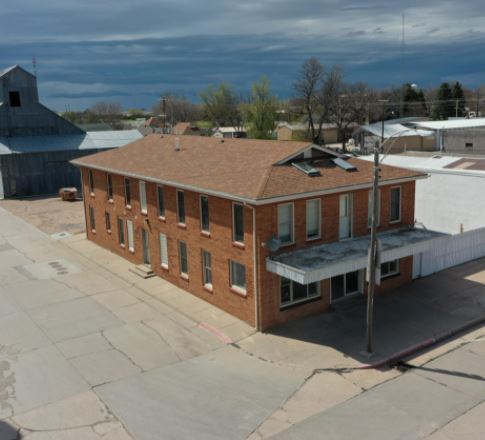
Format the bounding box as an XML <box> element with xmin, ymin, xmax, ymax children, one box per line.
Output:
<box><xmin>245</xmin><ymin>203</ymin><xmax>260</xmax><ymax>331</ymax></box>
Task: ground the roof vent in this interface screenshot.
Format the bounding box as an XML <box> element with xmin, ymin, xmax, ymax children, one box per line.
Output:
<box><xmin>175</xmin><ymin>137</ymin><xmax>181</xmax><ymax>151</ymax></box>
<box><xmin>292</xmin><ymin>161</ymin><xmax>321</xmax><ymax>177</ymax></box>
<box><xmin>333</xmin><ymin>158</ymin><xmax>357</xmax><ymax>172</ymax></box>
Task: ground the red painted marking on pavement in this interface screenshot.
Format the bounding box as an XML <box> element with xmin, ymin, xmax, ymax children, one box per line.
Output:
<box><xmin>198</xmin><ymin>322</ymin><xmax>232</xmax><ymax>344</ymax></box>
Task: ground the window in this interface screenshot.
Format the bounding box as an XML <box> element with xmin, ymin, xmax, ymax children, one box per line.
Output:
<box><xmin>232</xmin><ymin>203</ymin><xmax>244</xmax><ymax>243</ymax></box>
<box><xmin>331</xmin><ymin>271</ymin><xmax>362</xmax><ymax>302</ymax></box>
<box><xmin>179</xmin><ymin>241</ymin><xmax>188</xmax><ymax>276</ymax></box>
<box><xmin>339</xmin><ymin>194</ymin><xmax>352</xmax><ymax>240</ymax></box>
<box><xmin>159</xmin><ymin>233</ymin><xmax>168</xmax><ymax>268</ymax></box>
<box><xmin>106</xmin><ymin>174</ymin><xmax>113</xmax><ymax>200</ymax></box>
<box><xmin>157</xmin><ymin>185</ymin><xmax>165</xmax><ymax>218</ymax></box>
<box><xmin>9</xmin><ymin>91</ymin><xmax>20</xmax><ymax>107</ymax></box>
<box><xmin>466</xmin><ymin>142</ymin><xmax>473</xmax><ymax>148</ymax></box>
<box><xmin>381</xmin><ymin>260</ymin><xmax>399</xmax><ymax>279</ymax></box>
<box><xmin>230</xmin><ymin>260</ymin><xmax>246</xmax><ymax>293</ymax></box>
<box><xmin>117</xmin><ymin>217</ymin><xmax>125</xmax><ymax>246</ymax></box>
<box><xmin>202</xmin><ymin>250</ymin><xmax>212</xmax><ymax>286</ymax></box>
<box><xmin>200</xmin><ymin>195</ymin><xmax>210</xmax><ymax>232</ymax></box>
<box><xmin>124</xmin><ymin>178</ymin><xmax>131</xmax><ymax>207</ymax></box>
<box><xmin>127</xmin><ymin>220</ymin><xmax>134</xmax><ymax>252</ymax></box>
<box><xmin>390</xmin><ymin>187</ymin><xmax>401</xmax><ymax>223</ymax></box>
<box><xmin>105</xmin><ymin>212</ymin><xmax>111</xmax><ymax>232</ymax></box>
<box><xmin>88</xmin><ymin>170</ymin><xmax>94</xmax><ymax>195</ymax></box>
<box><xmin>139</xmin><ymin>181</ymin><xmax>147</xmax><ymax>214</ymax></box>
<box><xmin>89</xmin><ymin>206</ymin><xmax>96</xmax><ymax>232</ymax></box>
<box><xmin>306</xmin><ymin>199</ymin><xmax>321</xmax><ymax>240</ymax></box>
<box><xmin>278</xmin><ymin>203</ymin><xmax>294</xmax><ymax>244</ymax></box>
<box><xmin>280</xmin><ymin>278</ymin><xmax>320</xmax><ymax>307</ymax></box>
<box><xmin>368</xmin><ymin>190</ymin><xmax>381</xmax><ymax>228</ymax></box>
<box><xmin>177</xmin><ymin>190</ymin><xmax>186</xmax><ymax>224</ymax></box>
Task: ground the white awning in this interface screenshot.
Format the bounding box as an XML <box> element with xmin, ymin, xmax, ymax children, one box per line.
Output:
<box><xmin>266</xmin><ymin>228</ymin><xmax>447</xmax><ymax>284</ymax></box>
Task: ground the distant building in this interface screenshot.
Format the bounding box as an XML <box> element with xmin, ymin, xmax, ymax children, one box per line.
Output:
<box><xmin>0</xmin><ymin>65</ymin><xmax>142</xmax><ymax>198</ymax></box>
<box><xmin>172</xmin><ymin>122</ymin><xmax>202</xmax><ymax>136</ymax></box>
<box><xmin>212</xmin><ymin>127</ymin><xmax>246</xmax><ymax>139</ymax></box>
<box><xmin>277</xmin><ymin>122</ymin><xmax>357</xmax><ymax>145</ymax></box>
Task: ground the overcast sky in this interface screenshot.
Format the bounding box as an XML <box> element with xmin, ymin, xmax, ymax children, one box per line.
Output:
<box><xmin>1</xmin><ymin>0</ymin><xmax>484</xmax><ymax>111</ymax></box>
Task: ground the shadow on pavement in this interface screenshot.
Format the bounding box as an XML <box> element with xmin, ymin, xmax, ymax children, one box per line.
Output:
<box><xmin>396</xmin><ymin>361</ymin><xmax>485</xmax><ymax>382</ymax></box>
<box><xmin>267</xmin><ymin>259</ymin><xmax>485</xmax><ymax>365</ymax></box>
<box><xmin>0</xmin><ymin>420</ymin><xmax>21</xmax><ymax>439</ymax></box>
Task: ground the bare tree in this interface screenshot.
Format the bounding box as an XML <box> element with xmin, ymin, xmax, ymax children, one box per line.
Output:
<box><xmin>199</xmin><ymin>84</ymin><xmax>244</xmax><ymax>130</ymax></box>
<box><xmin>89</xmin><ymin>101</ymin><xmax>123</xmax><ymax>126</ymax></box>
<box><xmin>152</xmin><ymin>94</ymin><xmax>201</xmax><ymax>124</ymax></box>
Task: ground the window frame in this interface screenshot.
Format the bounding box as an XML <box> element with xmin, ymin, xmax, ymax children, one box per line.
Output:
<box><xmin>157</xmin><ymin>185</ymin><xmax>165</xmax><ymax>219</ymax></box>
<box><xmin>127</xmin><ymin>219</ymin><xmax>135</xmax><ymax>252</ymax></box>
<box><xmin>201</xmin><ymin>249</ymin><xmax>212</xmax><ymax>288</ymax></box>
<box><xmin>306</xmin><ymin>198</ymin><xmax>321</xmax><ymax>241</ymax></box>
<box><xmin>280</xmin><ymin>277</ymin><xmax>320</xmax><ymax>309</ymax></box>
<box><xmin>200</xmin><ymin>195</ymin><xmax>210</xmax><ymax>233</ymax></box>
<box><xmin>178</xmin><ymin>240</ymin><xmax>189</xmax><ymax>277</ymax></box>
<box><xmin>367</xmin><ymin>189</ymin><xmax>381</xmax><ymax>228</ymax></box>
<box><xmin>232</xmin><ymin>202</ymin><xmax>244</xmax><ymax>244</ymax></box>
<box><xmin>88</xmin><ymin>170</ymin><xmax>94</xmax><ymax>195</ymax></box>
<box><xmin>381</xmin><ymin>259</ymin><xmax>400</xmax><ymax>279</ymax></box>
<box><xmin>277</xmin><ymin>202</ymin><xmax>295</xmax><ymax>246</ymax></box>
<box><xmin>117</xmin><ymin>217</ymin><xmax>125</xmax><ymax>247</ymax></box>
<box><xmin>230</xmin><ymin>260</ymin><xmax>247</xmax><ymax>294</ymax></box>
<box><xmin>389</xmin><ymin>186</ymin><xmax>402</xmax><ymax>223</ymax></box>
<box><xmin>104</xmin><ymin>211</ymin><xmax>111</xmax><ymax>232</ymax></box>
<box><xmin>159</xmin><ymin>233</ymin><xmax>169</xmax><ymax>269</ymax></box>
<box><xmin>106</xmin><ymin>173</ymin><xmax>113</xmax><ymax>201</ymax></box>
<box><xmin>89</xmin><ymin>206</ymin><xmax>96</xmax><ymax>232</ymax></box>
<box><xmin>176</xmin><ymin>190</ymin><xmax>186</xmax><ymax>225</ymax></box>
<box><xmin>139</xmin><ymin>180</ymin><xmax>147</xmax><ymax>214</ymax></box>
<box><xmin>339</xmin><ymin>193</ymin><xmax>353</xmax><ymax>240</ymax></box>
<box><xmin>124</xmin><ymin>178</ymin><xmax>131</xmax><ymax>208</ymax></box>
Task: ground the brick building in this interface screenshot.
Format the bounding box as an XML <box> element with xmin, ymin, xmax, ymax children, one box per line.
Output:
<box><xmin>72</xmin><ymin>135</ymin><xmax>441</xmax><ymax>330</ymax></box>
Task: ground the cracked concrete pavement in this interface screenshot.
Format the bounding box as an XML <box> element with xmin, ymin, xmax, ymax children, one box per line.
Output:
<box><xmin>0</xmin><ymin>203</ymin><xmax>485</xmax><ymax>439</ymax></box>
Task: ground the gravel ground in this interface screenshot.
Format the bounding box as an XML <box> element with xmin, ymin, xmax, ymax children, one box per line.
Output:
<box><xmin>0</xmin><ymin>196</ymin><xmax>85</xmax><ymax>235</ymax></box>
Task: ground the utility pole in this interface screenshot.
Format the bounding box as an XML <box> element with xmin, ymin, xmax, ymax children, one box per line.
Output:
<box><xmin>456</xmin><ymin>99</ymin><xmax>459</xmax><ymax>118</ymax></box>
<box><xmin>366</xmin><ymin>100</ymin><xmax>386</xmax><ymax>354</ymax></box>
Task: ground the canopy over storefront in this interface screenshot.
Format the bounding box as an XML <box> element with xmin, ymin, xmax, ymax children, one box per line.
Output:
<box><xmin>266</xmin><ymin>228</ymin><xmax>446</xmax><ymax>284</ymax></box>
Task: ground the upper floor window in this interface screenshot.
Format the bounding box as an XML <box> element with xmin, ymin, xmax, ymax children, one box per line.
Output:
<box><xmin>106</xmin><ymin>174</ymin><xmax>113</xmax><ymax>200</ymax></box>
<box><xmin>278</xmin><ymin>203</ymin><xmax>294</xmax><ymax>245</ymax></box>
<box><xmin>368</xmin><ymin>190</ymin><xmax>381</xmax><ymax>228</ymax></box>
<box><xmin>88</xmin><ymin>170</ymin><xmax>94</xmax><ymax>195</ymax></box>
<box><xmin>390</xmin><ymin>187</ymin><xmax>401</xmax><ymax>223</ymax></box>
<box><xmin>139</xmin><ymin>180</ymin><xmax>147</xmax><ymax>214</ymax></box>
<box><xmin>200</xmin><ymin>195</ymin><xmax>210</xmax><ymax>232</ymax></box>
<box><xmin>177</xmin><ymin>190</ymin><xmax>186</xmax><ymax>224</ymax></box>
<box><xmin>9</xmin><ymin>91</ymin><xmax>21</xmax><ymax>107</ymax></box>
<box><xmin>306</xmin><ymin>199</ymin><xmax>321</xmax><ymax>240</ymax></box>
<box><xmin>339</xmin><ymin>194</ymin><xmax>352</xmax><ymax>240</ymax></box>
<box><xmin>157</xmin><ymin>185</ymin><xmax>165</xmax><ymax>218</ymax></box>
<box><xmin>124</xmin><ymin>178</ymin><xmax>131</xmax><ymax>207</ymax></box>
<box><xmin>232</xmin><ymin>203</ymin><xmax>244</xmax><ymax>243</ymax></box>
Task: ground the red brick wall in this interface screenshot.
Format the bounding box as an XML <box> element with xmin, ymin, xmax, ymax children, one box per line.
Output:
<box><xmin>81</xmin><ymin>168</ymin><xmax>256</xmax><ymax>326</ymax></box>
<box><xmin>81</xmin><ymin>166</ymin><xmax>416</xmax><ymax>331</ymax></box>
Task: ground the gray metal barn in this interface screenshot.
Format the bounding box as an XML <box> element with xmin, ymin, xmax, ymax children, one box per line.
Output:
<box><xmin>0</xmin><ymin>65</ymin><xmax>142</xmax><ymax>198</ymax></box>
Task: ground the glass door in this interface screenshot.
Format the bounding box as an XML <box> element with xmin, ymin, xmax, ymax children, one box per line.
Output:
<box><xmin>331</xmin><ymin>270</ymin><xmax>362</xmax><ymax>302</ymax></box>
<box><xmin>142</xmin><ymin>229</ymin><xmax>151</xmax><ymax>266</ymax></box>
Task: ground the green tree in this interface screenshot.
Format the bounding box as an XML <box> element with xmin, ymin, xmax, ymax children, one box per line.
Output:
<box><xmin>452</xmin><ymin>81</ymin><xmax>466</xmax><ymax>117</ymax></box>
<box><xmin>199</xmin><ymin>84</ymin><xmax>243</xmax><ymax>129</ymax></box>
<box><xmin>244</xmin><ymin>77</ymin><xmax>278</xmax><ymax>139</ymax></box>
<box><xmin>432</xmin><ymin>83</ymin><xmax>454</xmax><ymax>120</ymax></box>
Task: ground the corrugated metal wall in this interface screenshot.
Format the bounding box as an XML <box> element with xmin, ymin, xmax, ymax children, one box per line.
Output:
<box><xmin>0</xmin><ymin>149</ymin><xmax>109</xmax><ymax>198</ymax></box>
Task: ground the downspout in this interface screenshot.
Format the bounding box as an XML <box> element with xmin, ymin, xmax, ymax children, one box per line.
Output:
<box><xmin>245</xmin><ymin>203</ymin><xmax>260</xmax><ymax>331</ymax></box>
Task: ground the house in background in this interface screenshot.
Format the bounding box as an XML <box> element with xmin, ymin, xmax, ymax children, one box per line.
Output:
<box><xmin>172</xmin><ymin>122</ymin><xmax>202</xmax><ymax>136</ymax></box>
<box><xmin>73</xmin><ymin>135</ymin><xmax>441</xmax><ymax>330</ymax></box>
<box><xmin>212</xmin><ymin>126</ymin><xmax>247</xmax><ymax>138</ymax></box>
<box><xmin>0</xmin><ymin>65</ymin><xmax>142</xmax><ymax>198</ymax></box>
<box><xmin>276</xmin><ymin>122</ymin><xmax>357</xmax><ymax>145</ymax></box>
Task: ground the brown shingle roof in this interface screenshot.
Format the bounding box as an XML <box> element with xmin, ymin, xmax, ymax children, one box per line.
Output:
<box><xmin>72</xmin><ymin>134</ymin><xmax>425</xmax><ymax>202</ymax></box>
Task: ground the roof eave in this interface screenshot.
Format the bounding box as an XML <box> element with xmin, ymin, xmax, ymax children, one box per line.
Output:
<box><xmin>71</xmin><ymin>159</ymin><xmax>427</xmax><ymax>206</ymax></box>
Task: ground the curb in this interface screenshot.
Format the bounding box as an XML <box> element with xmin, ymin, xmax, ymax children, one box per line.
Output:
<box><xmin>357</xmin><ymin>314</ymin><xmax>485</xmax><ymax>370</ymax></box>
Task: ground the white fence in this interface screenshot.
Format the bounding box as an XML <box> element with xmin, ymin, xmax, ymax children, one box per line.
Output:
<box><xmin>413</xmin><ymin>227</ymin><xmax>485</xmax><ymax>278</ymax></box>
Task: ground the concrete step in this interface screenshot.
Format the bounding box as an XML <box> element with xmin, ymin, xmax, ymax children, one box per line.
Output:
<box><xmin>129</xmin><ymin>264</ymin><xmax>156</xmax><ymax>279</ymax></box>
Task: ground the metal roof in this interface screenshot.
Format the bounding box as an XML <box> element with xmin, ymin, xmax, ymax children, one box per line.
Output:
<box><xmin>411</xmin><ymin>118</ymin><xmax>485</xmax><ymax>131</ymax></box>
<box><xmin>356</xmin><ymin>122</ymin><xmax>434</xmax><ymax>138</ymax></box>
<box><xmin>0</xmin><ymin>130</ymin><xmax>143</xmax><ymax>155</ymax></box>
